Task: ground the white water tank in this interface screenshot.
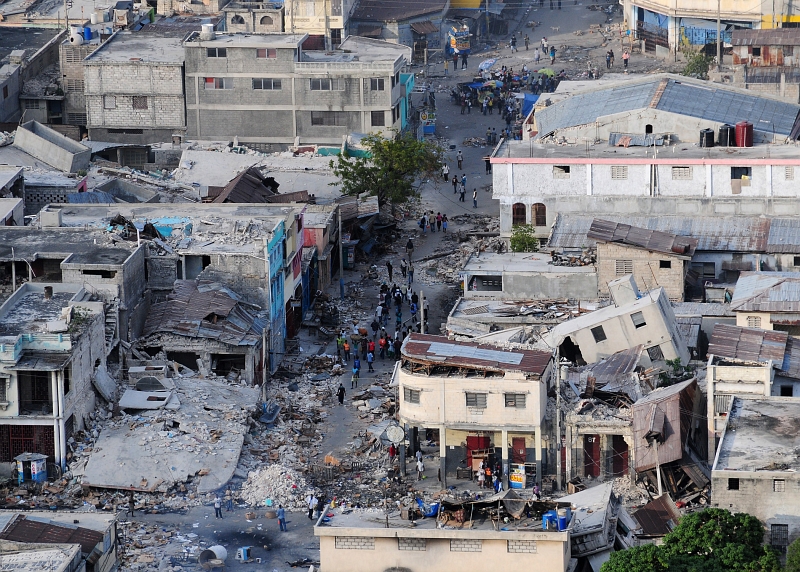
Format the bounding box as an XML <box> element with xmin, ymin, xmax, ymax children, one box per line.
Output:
<box><xmin>69</xmin><ymin>31</ymin><xmax>84</xmax><ymax>45</ymax></box>
<box><xmin>200</xmin><ymin>23</ymin><xmax>215</xmax><ymax>40</ymax></box>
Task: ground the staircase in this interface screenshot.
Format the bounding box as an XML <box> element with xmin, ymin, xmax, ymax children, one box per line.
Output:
<box><xmin>104</xmin><ymin>300</ymin><xmax>119</xmax><ymax>353</ymax></box>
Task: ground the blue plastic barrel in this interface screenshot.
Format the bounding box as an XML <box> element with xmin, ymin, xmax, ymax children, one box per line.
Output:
<box><xmin>83</xmin><ymin>27</ymin><xmax>92</xmax><ymax>40</ymax></box>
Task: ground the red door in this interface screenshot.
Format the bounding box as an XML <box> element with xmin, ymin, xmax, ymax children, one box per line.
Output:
<box><xmin>612</xmin><ymin>435</ymin><xmax>629</xmax><ymax>476</ymax></box>
<box><xmin>466</xmin><ymin>435</ymin><xmax>490</xmax><ymax>468</ymax></box>
<box><xmin>512</xmin><ymin>437</ymin><xmax>526</xmax><ymax>464</ymax></box>
<box><xmin>583</xmin><ymin>434</ymin><xmax>600</xmax><ymax>478</ymax></box>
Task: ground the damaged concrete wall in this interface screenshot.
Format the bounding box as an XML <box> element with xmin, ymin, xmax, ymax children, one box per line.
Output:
<box><xmin>64</xmin><ymin>309</ymin><xmax>106</xmax><ymax>431</ymax></box>
<box><xmin>145</xmin><ymin>255</ymin><xmax>178</xmax><ymax>292</ymax></box>
<box><xmin>596</xmin><ymin>242</ymin><xmax>686</xmax><ymax>302</ymax></box>
<box><xmin>197</xmin><ymin>254</ymin><xmax>267</xmax><ymax>309</ymax></box>
<box><xmin>502</xmin><ymin>271</ymin><xmax>599</xmax><ymax>301</ymax></box>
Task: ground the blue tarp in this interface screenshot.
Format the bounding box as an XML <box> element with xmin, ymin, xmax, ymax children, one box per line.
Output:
<box><xmin>466</xmin><ymin>82</ymin><xmax>484</xmax><ymax>89</ymax></box>
<box><xmin>522</xmin><ymin>94</ymin><xmax>539</xmax><ymax>118</ymax></box>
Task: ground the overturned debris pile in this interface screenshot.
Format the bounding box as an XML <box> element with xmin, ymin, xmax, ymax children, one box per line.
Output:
<box><xmin>241</xmin><ymin>464</ymin><xmax>309</xmax><ymax>510</ymax></box>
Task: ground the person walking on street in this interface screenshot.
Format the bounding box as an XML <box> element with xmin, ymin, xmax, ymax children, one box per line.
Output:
<box><xmin>534</xmin><ymin>48</ymin><xmax>540</xmax><ymax>64</ymax></box>
<box><xmin>441</xmin><ymin>162</ymin><xmax>449</xmax><ymax>182</ymax></box>
<box><xmin>457</xmin><ymin>150</ymin><xmax>463</xmax><ymax>169</ymax></box>
<box><xmin>524</xmin><ymin>34</ymin><xmax>530</xmax><ymax>50</ymax></box>
<box><xmin>510</xmin><ymin>34</ymin><xmax>517</xmax><ymax>53</ymax></box>
<box><xmin>225</xmin><ymin>487</ymin><xmax>233</xmax><ymax>511</ymax></box>
<box><xmin>277</xmin><ymin>505</ymin><xmax>287</xmax><ymax>531</ymax></box>
<box><xmin>128</xmin><ymin>491</ymin><xmax>136</xmax><ymax>517</ymax></box>
<box><xmin>342</xmin><ymin>339</ymin><xmax>350</xmax><ymax>363</ymax></box>
<box><xmin>416</xmin><ymin>458</ymin><xmax>425</xmax><ymax>480</ymax></box>
<box><xmin>460</xmin><ymin>97</ymin><xmax>466</xmax><ymax>115</ymax></box>
<box><xmin>442</xmin><ymin>215</ymin><xmax>448</xmax><ymax>232</ymax></box>
<box><xmin>461</xmin><ymin>173</ymin><xmax>467</xmax><ymax>189</ymax></box>
<box><xmin>459</xmin><ymin>186</ymin><xmax>466</xmax><ymax>202</ymax></box>
<box><xmin>306</xmin><ymin>494</ymin><xmax>317</xmax><ymax>520</ymax></box>
<box><xmin>367</xmin><ymin>350</ymin><xmax>375</xmax><ymax>372</ymax></box>
<box><xmin>542</xmin><ymin>37</ymin><xmax>548</xmax><ymax>51</ymax></box>
<box><xmin>337</xmin><ymin>382</ymin><xmax>346</xmax><ymax>404</ymax></box>
<box><xmin>622</xmin><ymin>50</ymin><xmax>629</xmax><ymax>71</ymax></box>
<box><xmin>436</xmin><ymin>212</ymin><xmax>442</xmax><ymax>231</ymax></box>
<box><xmin>473</xmin><ymin>189</ymin><xmax>478</xmax><ymax>208</ymax></box>
<box><xmin>485</xmin><ymin>157</ymin><xmax>492</xmax><ymax>174</ymax></box>
<box><xmin>451</xmin><ymin>175</ymin><xmax>458</xmax><ymax>193</ymax></box>
<box><xmin>609</xmin><ymin>49</ymin><xmax>615</xmax><ymax>67</ymax></box>
<box><xmin>379</xmin><ymin>335</ymin><xmax>387</xmax><ymax>359</ymax></box>
<box><xmin>467</xmin><ymin>98</ymin><xmax>472</xmax><ymax>114</ymax></box>
<box><xmin>214</xmin><ymin>497</ymin><xmax>223</xmax><ymax>519</ymax></box>
<box><xmin>443</xmin><ymin>58</ymin><xmax>449</xmax><ymax>75</ymax></box>
<box><xmin>408</xmin><ymin>262</ymin><xmax>414</xmax><ymax>285</ymax></box>
<box><xmin>386</xmin><ymin>260</ymin><xmax>393</xmax><ymax>281</ymax></box>
<box><xmin>453</xmin><ymin>52</ymin><xmax>459</xmax><ymax>70</ymax></box>
<box><xmin>406</xmin><ymin>239</ymin><xmax>413</xmax><ymax>259</ymax></box>
<box><xmin>606</xmin><ymin>51</ymin><xmax>611</xmax><ymax>69</ymax></box>
<box><xmin>549</xmin><ymin>45</ymin><xmax>556</xmax><ymax>64</ymax></box>
<box><xmin>352</xmin><ymin>357</ymin><xmax>360</xmax><ymax>387</ymax></box>
<box><xmin>461</xmin><ymin>51</ymin><xmax>468</xmax><ymax>69</ymax></box>
<box><xmin>400</xmin><ymin>259</ymin><xmax>407</xmax><ymax>277</ymax></box>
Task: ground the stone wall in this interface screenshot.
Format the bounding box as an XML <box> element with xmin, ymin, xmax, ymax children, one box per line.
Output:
<box><xmin>596</xmin><ymin>242</ymin><xmax>686</xmax><ymax>301</ymax></box>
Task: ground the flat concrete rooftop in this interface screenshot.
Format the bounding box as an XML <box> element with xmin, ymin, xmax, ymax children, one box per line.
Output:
<box><xmin>0</xmin><ymin>228</ymin><xmax>133</xmax><ymax>264</ymax></box>
<box><xmin>463</xmin><ymin>252</ymin><xmax>595</xmax><ymax>274</ymax></box>
<box><xmin>495</xmin><ymin>141</ymin><xmax>800</xmax><ymax>161</ymax></box>
<box><xmin>714</xmin><ymin>397</ymin><xmax>800</xmax><ymax>472</ymax></box>
<box><xmin>84</xmin><ymin>31</ymin><xmax>185</xmax><ymax>64</ymax></box>
<box><xmin>0</xmin><ymin>288</ymin><xmax>75</xmax><ymax>337</ymax></box>
<box><xmin>187</xmin><ymin>32</ymin><xmax>307</xmax><ymax>48</ymax></box>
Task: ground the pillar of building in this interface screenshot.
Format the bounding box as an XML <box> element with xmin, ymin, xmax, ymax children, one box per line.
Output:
<box><xmin>51</xmin><ymin>371</ymin><xmax>61</xmax><ymax>469</ymax></box>
<box><xmin>565</xmin><ymin>425</ymin><xmax>573</xmax><ymax>482</ymax></box>
<box><xmin>501</xmin><ymin>429</ymin><xmax>509</xmax><ymax>489</ymax></box>
<box><xmin>439</xmin><ymin>425</ymin><xmax>447</xmax><ymax>487</ymax></box>
<box><xmin>534</xmin><ymin>427</ymin><xmax>542</xmax><ymax>485</ymax></box>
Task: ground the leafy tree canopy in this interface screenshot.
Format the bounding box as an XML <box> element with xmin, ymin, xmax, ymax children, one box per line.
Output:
<box><xmin>601</xmin><ymin>509</ymin><xmax>780</xmax><ymax>572</ymax></box>
<box><xmin>510</xmin><ymin>224</ymin><xmax>540</xmax><ymax>253</ymax></box>
<box><xmin>329</xmin><ymin>131</ymin><xmax>442</xmax><ymax>207</ymax></box>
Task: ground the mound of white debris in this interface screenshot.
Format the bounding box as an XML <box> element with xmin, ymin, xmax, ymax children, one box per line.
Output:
<box><xmin>241</xmin><ymin>464</ymin><xmax>310</xmax><ymax>510</ymax></box>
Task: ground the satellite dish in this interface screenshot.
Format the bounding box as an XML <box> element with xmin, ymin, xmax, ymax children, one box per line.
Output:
<box><xmin>386</xmin><ymin>425</ymin><xmax>405</xmax><ymax>444</ymax></box>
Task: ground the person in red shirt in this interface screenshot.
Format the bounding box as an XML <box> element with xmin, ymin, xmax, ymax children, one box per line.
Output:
<box><xmin>368</xmin><ymin>340</ymin><xmax>376</xmax><ymax>354</ymax></box>
<box><xmin>379</xmin><ymin>336</ymin><xmax>388</xmax><ymax>359</ymax></box>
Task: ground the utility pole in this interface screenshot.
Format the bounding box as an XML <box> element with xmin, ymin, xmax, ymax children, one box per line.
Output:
<box><xmin>716</xmin><ymin>0</ymin><xmax>722</xmax><ymax>69</ymax></box>
<box><xmin>420</xmin><ymin>291</ymin><xmax>425</xmax><ymax>333</ymax></box>
<box><xmin>338</xmin><ymin>204</ymin><xmax>344</xmax><ymax>300</ymax></box>
<box><xmin>555</xmin><ymin>351</ymin><xmax>562</xmax><ymax>491</ymax></box>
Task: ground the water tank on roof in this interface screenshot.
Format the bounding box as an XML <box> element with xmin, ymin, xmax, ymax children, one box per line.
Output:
<box><xmin>83</xmin><ymin>26</ymin><xmax>92</xmax><ymax>41</ymax></box>
<box><xmin>69</xmin><ymin>31</ymin><xmax>84</xmax><ymax>45</ymax></box>
<box><xmin>718</xmin><ymin>124</ymin><xmax>735</xmax><ymax>147</ymax></box>
<box><xmin>699</xmin><ymin>128</ymin><xmax>714</xmax><ymax>148</ymax></box>
<box><xmin>200</xmin><ymin>23</ymin><xmax>216</xmax><ymax>40</ymax></box>
<box><xmin>736</xmin><ymin>121</ymin><xmax>754</xmax><ymax>147</ymax></box>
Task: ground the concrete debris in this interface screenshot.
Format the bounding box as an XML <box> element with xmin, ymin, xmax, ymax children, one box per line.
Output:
<box><xmin>240</xmin><ymin>464</ymin><xmax>309</xmax><ymax>510</ymax></box>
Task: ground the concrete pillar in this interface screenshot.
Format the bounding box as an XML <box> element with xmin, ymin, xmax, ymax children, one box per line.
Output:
<box><xmin>534</xmin><ymin>426</ymin><xmax>542</xmax><ymax>485</ymax></box>
<box><xmin>51</xmin><ymin>371</ymin><xmax>61</xmax><ymax>468</ymax></box>
<box><xmin>565</xmin><ymin>424</ymin><xmax>573</xmax><ymax>482</ymax></box>
<box><xmin>439</xmin><ymin>425</ymin><xmax>447</xmax><ymax>487</ymax></box>
<box><xmin>600</xmin><ymin>434</ymin><xmax>610</xmax><ymax>479</ymax></box>
<box><xmin>501</xmin><ymin>429</ymin><xmax>509</xmax><ymax>489</ymax></box>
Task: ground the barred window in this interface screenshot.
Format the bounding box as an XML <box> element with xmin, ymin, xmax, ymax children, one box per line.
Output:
<box><xmin>615</xmin><ymin>259</ymin><xmax>633</xmax><ymax>275</ymax></box>
<box><xmin>132</xmin><ymin>96</ymin><xmax>148</xmax><ymax>110</ymax></box>
<box><xmin>370</xmin><ymin>111</ymin><xmax>385</xmax><ymax>127</ymax></box>
<box><xmin>771</xmin><ymin>524</ymin><xmax>789</xmax><ymax>551</ymax></box>
<box><xmin>672</xmin><ymin>166</ymin><xmax>692</xmax><ymax>180</ymax></box>
<box><xmin>403</xmin><ymin>387</ymin><xmax>420</xmax><ymax>404</ymax></box>
<box><xmin>65</xmin><ymin>79</ymin><xmax>84</xmax><ymax>92</ymax></box>
<box><xmin>104</xmin><ymin>95</ymin><xmax>116</xmax><ymax>109</ymax></box>
<box><xmin>611</xmin><ymin>165</ymin><xmax>628</xmax><ymax>179</ymax></box>
<box><xmin>774</xmin><ymin>479</ymin><xmax>786</xmax><ymax>492</ymax></box>
<box><xmin>647</xmin><ymin>345</ymin><xmax>664</xmax><ymax>361</ymax></box>
<box><xmin>465</xmin><ymin>392</ymin><xmax>487</xmax><ymax>408</ymax></box>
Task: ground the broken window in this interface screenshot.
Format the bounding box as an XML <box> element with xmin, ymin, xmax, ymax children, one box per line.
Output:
<box><xmin>727</xmin><ymin>478</ymin><xmax>739</xmax><ymax>490</ymax></box>
<box><xmin>615</xmin><ymin>260</ymin><xmax>633</xmax><ymax>275</ymax></box>
<box><xmin>774</xmin><ymin>479</ymin><xmax>786</xmax><ymax>492</ymax></box>
<box><xmin>370</xmin><ymin>78</ymin><xmax>385</xmax><ymax>91</ymax></box>
<box><xmin>553</xmin><ymin>166</ymin><xmax>570</xmax><ymax>179</ymax></box>
<box><xmin>404</xmin><ymin>388</ymin><xmax>420</xmax><ymax>404</ymax></box>
<box><xmin>590</xmin><ymin>325</ymin><xmax>607</xmax><ymax>343</ymax></box>
<box><xmin>771</xmin><ymin>524</ymin><xmax>789</xmax><ymax>551</ymax></box>
<box><xmin>794</xmin><ymin>256</ymin><xmax>800</xmax><ymax>267</ymax></box>
<box><xmin>257</xmin><ymin>48</ymin><xmax>277</xmax><ymax>58</ymax></box>
<box><xmin>504</xmin><ymin>393</ymin><xmax>526</xmax><ymax>408</ymax></box>
<box><xmin>81</xmin><ymin>269</ymin><xmax>117</xmax><ymax>278</ymax></box>
<box><xmin>631</xmin><ymin>311</ymin><xmax>646</xmax><ymax>329</ymax></box>
<box><xmin>647</xmin><ymin>345</ymin><xmax>664</xmax><ymax>361</ymax></box>
<box><xmin>731</xmin><ymin>166</ymin><xmax>752</xmax><ymax>180</ymax></box>
<box><xmin>207</xmin><ymin>47</ymin><xmax>227</xmax><ymax>57</ymax></box>
<box><xmin>465</xmin><ymin>392</ymin><xmax>487</xmax><ymax>408</ymax></box>
<box><xmin>747</xmin><ymin>316</ymin><xmax>762</xmax><ymax>328</ymax></box>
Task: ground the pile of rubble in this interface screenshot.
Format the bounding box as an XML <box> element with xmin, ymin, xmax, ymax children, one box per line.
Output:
<box><xmin>241</xmin><ymin>464</ymin><xmax>310</xmax><ymax>510</ymax></box>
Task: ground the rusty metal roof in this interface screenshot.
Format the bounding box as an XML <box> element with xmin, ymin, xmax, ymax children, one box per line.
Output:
<box><xmin>732</xmin><ymin>28</ymin><xmax>800</xmax><ymax>46</ymax></box>
<box><xmin>549</xmin><ymin>214</ymin><xmax>769</xmax><ymax>252</ymax></box>
<box><xmin>0</xmin><ymin>515</ymin><xmax>103</xmax><ymax>554</ymax></box>
<box><xmin>708</xmin><ymin>323</ymin><xmax>788</xmax><ymax>364</ymax></box>
<box><xmin>632</xmin><ymin>494</ymin><xmax>680</xmax><ymax>537</ymax></box>
<box><xmin>730</xmin><ymin>271</ymin><xmax>800</xmax><ymax>313</ymax></box>
<box><xmin>587</xmin><ymin>219</ymin><xmax>697</xmax><ymax>258</ymax></box>
<box><xmin>142</xmin><ymin>280</ymin><xmax>264</xmax><ymax>346</ymax></box>
<box><xmin>401</xmin><ymin>333</ymin><xmax>551</xmax><ymax>375</ymax></box>
<box><xmin>410</xmin><ymin>20</ymin><xmax>438</xmax><ymax>35</ymax></box>
<box><xmin>211</xmin><ymin>167</ymin><xmax>279</xmax><ymax>204</ymax></box>
<box><xmin>351</xmin><ymin>0</ymin><xmax>446</xmax><ymax>23</ymax></box>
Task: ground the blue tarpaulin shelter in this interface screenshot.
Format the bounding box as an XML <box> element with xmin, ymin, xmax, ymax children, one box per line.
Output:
<box><xmin>522</xmin><ymin>94</ymin><xmax>539</xmax><ymax>118</ymax></box>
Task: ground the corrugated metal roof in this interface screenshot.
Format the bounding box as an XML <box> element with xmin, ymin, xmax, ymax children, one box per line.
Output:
<box><xmin>351</xmin><ymin>0</ymin><xmax>445</xmax><ymax>23</ymax></box>
<box><xmin>730</xmin><ymin>271</ymin><xmax>800</xmax><ymax>312</ymax></box>
<box><xmin>535</xmin><ymin>80</ymin><xmax>659</xmax><ymax>137</ymax></box>
<box><xmin>732</xmin><ymin>28</ymin><xmax>800</xmax><ymax>46</ymax></box>
<box><xmin>212</xmin><ymin>167</ymin><xmax>280</xmax><ymax>204</ymax></box>
<box><xmin>535</xmin><ymin>75</ymin><xmax>800</xmax><ymax>138</ymax></box>
<box><xmin>675</xmin><ymin>317</ymin><xmax>701</xmax><ymax>348</ymax></box>
<box><xmin>781</xmin><ymin>336</ymin><xmax>800</xmax><ymax>379</ymax></box>
<box><xmin>0</xmin><ymin>515</ymin><xmax>103</xmax><ymax>555</ymax></box>
<box><xmin>632</xmin><ymin>494</ymin><xmax>680</xmax><ymax>537</ymax></box>
<box><xmin>707</xmin><ymin>323</ymin><xmax>788</xmax><ymax>363</ymax></box>
<box><xmin>410</xmin><ymin>20</ymin><xmax>438</xmax><ymax>35</ymax></box>
<box><xmin>142</xmin><ymin>280</ymin><xmax>264</xmax><ymax>346</ymax></box>
<box><xmin>766</xmin><ymin>218</ymin><xmax>800</xmax><ymax>253</ymax></box>
<box><xmin>401</xmin><ymin>333</ymin><xmax>551</xmax><ymax>375</ymax></box>
<box><xmin>633</xmin><ymin>379</ymin><xmax>697</xmax><ymax>471</ymax></box>
<box><xmin>587</xmin><ymin>219</ymin><xmax>697</xmax><ymax>258</ymax></box>
<box><xmin>549</xmin><ymin>213</ymin><xmax>769</xmax><ymax>252</ymax></box>
<box><xmin>671</xmin><ymin>302</ymin><xmax>734</xmax><ymax>317</ymax></box>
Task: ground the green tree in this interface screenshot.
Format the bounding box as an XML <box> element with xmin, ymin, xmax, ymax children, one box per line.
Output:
<box><xmin>787</xmin><ymin>538</ymin><xmax>800</xmax><ymax>572</ymax></box>
<box><xmin>329</xmin><ymin>131</ymin><xmax>442</xmax><ymax>207</ymax></box>
<box><xmin>682</xmin><ymin>49</ymin><xmax>713</xmax><ymax>79</ymax></box>
<box><xmin>600</xmin><ymin>509</ymin><xmax>781</xmax><ymax>572</ymax></box>
<box><xmin>510</xmin><ymin>224</ymin><xmax>540</xmax><ymax>253</ymax></box>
